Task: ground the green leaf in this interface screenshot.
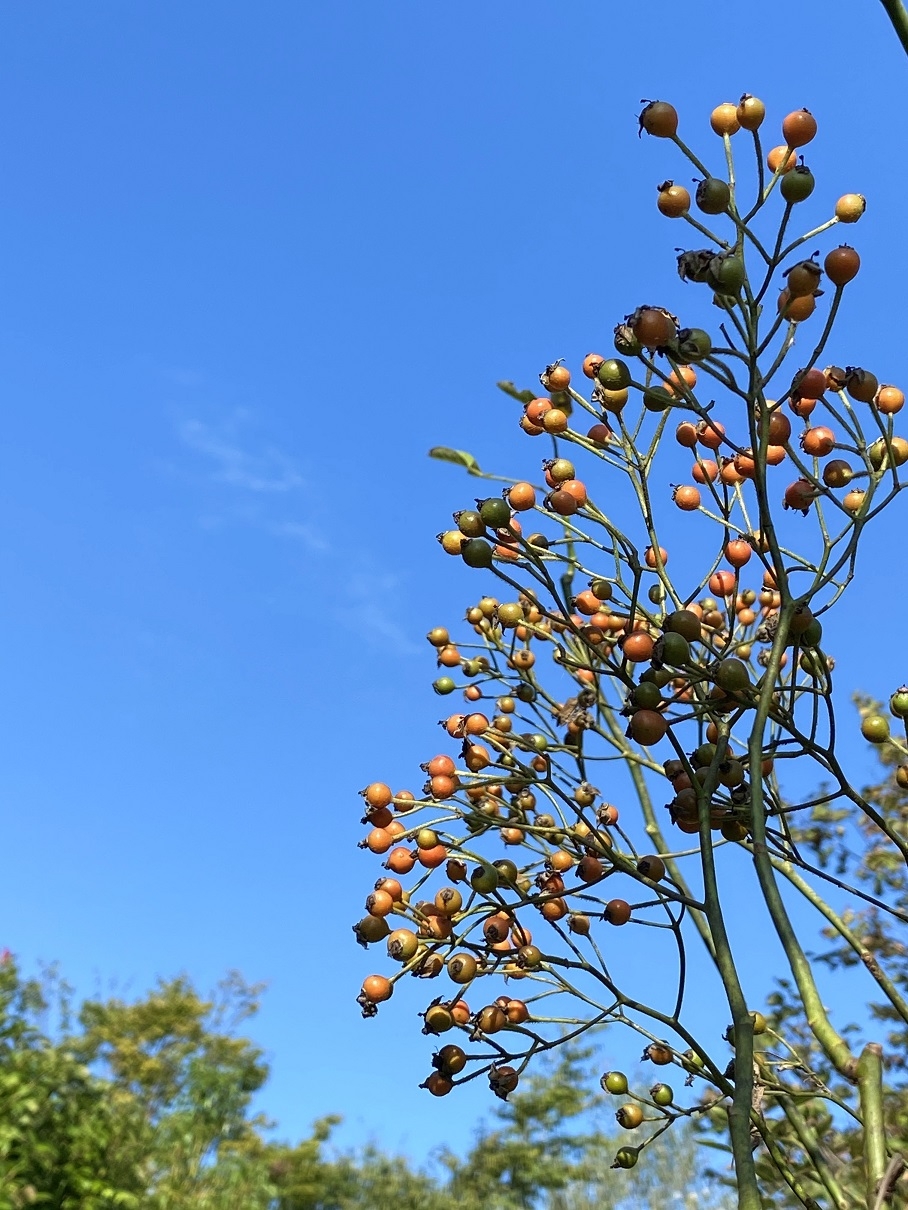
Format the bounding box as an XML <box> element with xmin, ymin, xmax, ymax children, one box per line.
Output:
<box><xmin>496</xmin><ymin>380</ymin><xmax>537</xmax><ymax>404</ymax></box>
<box><xmin>428</xmin><ymin>447</ymin><xmax>481</xmax><ymax>474</ymax></box>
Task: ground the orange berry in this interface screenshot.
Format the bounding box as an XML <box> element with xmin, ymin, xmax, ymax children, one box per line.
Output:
<box><xmin>781</xmin><ymin>108</ymin><xmax>817</xmax><ymax>148</ymax></box>
<box><xmin>710</xmin><ymin>102</ymin><xmax>740</xmax><ymax>136</ymax></box>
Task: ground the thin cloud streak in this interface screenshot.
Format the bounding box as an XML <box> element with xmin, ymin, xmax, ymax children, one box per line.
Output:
<box><xmin>173</xmin><ymin>416</ymin><xmax>416</xmax><ymax>655</ymax></box>
<box><xmin>179</xmin><ymin>417</ymin><xmax>304</xmax><ymax>493</ymax></box>
<box><xmin>347</xmin><ymin>571</ymin><xmax>421</xmax><ymax>656</ymax></box>
<box><xmin>269</xmin><ymin>521</ymin><xmax>329</xmax><ymax>552</ymax></box>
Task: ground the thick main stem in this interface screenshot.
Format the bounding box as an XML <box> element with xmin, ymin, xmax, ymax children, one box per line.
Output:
<box><xmin>747</xmin><ymin>620</ymin><xmax>858</xmax><ymax>1082</ymax></box>
<box><xmin>769</xmin><ymin>854</ymin><xmax>908</xmax><ymax>1027</ymax></box>
<box><xmin>694</xmin><ymin>735</ymin><xmax>762</xmax><ymax>1210</ymax></box>
<box><xmin>880</xmin><ymin>0</ymin><xmax>908</xmax><ymax>55</ymax></box>
<box><xmin>857</xmin><ymin>1042</ymin><xmax>887</xmax><ymax>1207</ymax></box>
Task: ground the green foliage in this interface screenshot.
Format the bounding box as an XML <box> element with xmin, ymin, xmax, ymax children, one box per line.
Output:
<box><xmin>72</xmin><ymin>970</ymin><xmax>271</xmax><ymax>1205</ymax></box>
<box><xmin>0</xmin><ymin>957</ymin><xmax>149</xmax><ymax>1208</ymax></box>
<box><xmin>429</xmin><ymin>447</ymin><xmax>482</xmax><ymax>474</ymax></box>
<box><xmin>435</xmin><ymin>1042</ymin><xmax>734</xmax><ymax>1210</ymax></box>
<box><xmin>0</xmin><ymin>963</ymin><xmax>723</xmax><ymax>1209</ymax></box>
<box><xmin>441</xmin><ymin>1043</ymin><xmax>610</xmax><ymax>1210</ymax></box>
<box><xmin>558</xmin><ymin>1122</ymin><xmax>733</xmax><ymax>1210</ymax></box>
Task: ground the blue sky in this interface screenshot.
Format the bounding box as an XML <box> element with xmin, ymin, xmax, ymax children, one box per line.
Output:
<box><xmin>1</xmin><ymin>0</ymin><xmax>906</xmax><ymax>1163</ymax></box>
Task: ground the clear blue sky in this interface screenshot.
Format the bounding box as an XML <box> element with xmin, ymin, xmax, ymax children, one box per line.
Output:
<box><xmin>0</xmin><ymin>0</ymin><xmax>905</xmax><ymax>1163</ymax></box>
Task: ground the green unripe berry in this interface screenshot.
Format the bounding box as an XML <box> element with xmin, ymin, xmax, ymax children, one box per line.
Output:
<box><xmin>493</xmin><ymin>858</ymin><xmax>519</xmax><ymax>884</ymax></box>
<box><xmin>696</xmin><ymin>177</ymin><xmax>730</xmax><ymax>215</ymax></box>
<box><xmin>861</xmin><ymin>714</ymin><xmax>890</xmax><ymax>744</ymax></box>
<box><xmin>456</xmin><ymin>510</ymin><xmax>484</xmax><ymax>537</ymax></box>
<box><xmin>479</xmin><ymin>497</ymin><xmax>512</xmax><ymax>528</ymax></box>
<box><xmin>677</xmin><ymin>327</ymin><xmax>712</xmax><ymax>361</ymax></box>
<box><xmin>470</xmin><ymin>865</ymin><xmax>499</xmax><ymax>894</ymax></box>
<box><xmin>799</xmin><ymin>618</ymin><xmax>823</xmax><ymax>648</ymax></box>
<box><xmin>597</xmin><ymin>359</ymin><xmax>632</xmax><ymax>390</ymax></box>
<box><xmin>601</xmin><ymin>1070</ymin><xmax>629</xmax><ymax>1095</ymax></box>
<box><xmin>707</xmin><ymin>253</ymin><xmax>745</xmax><ymax>294</ymax></box>
<box><xmin>715</xmin><ymin>658</ymin><xmax>750</xmax><ymax>693</ymax></box>
<box><xmin>462</xmin><ymin>539</ymin><xmax>494</xmax><ymax>568</ymax></box>
<box><xmin>694</xmin><ymin>742</ymin><xmax>717</xmax><ymax>767</ymax></box>
<box><xmin>780</xmin><ymin>165</ymin><xmax>815</xmax><ymax>203</ymax></box>
<box><xmin>654</xmin><ymin>631</ymin><xmax>691</xmax><ymax>667</ymax></box>
<box><xmin>518</xmin><ymin>944</ymin><xmax>543</xmax><ymax>969</ymax></box>
<box><xmin>631</xmin><ymin>681</ymin><xmax>663</xmax><ymax>711</ymax></box>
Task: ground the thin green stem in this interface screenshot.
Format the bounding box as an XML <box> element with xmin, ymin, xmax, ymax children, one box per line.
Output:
<box><xmin>775</xmin><ymin>1089</ymin><xmax>851</xmax><ymax>1210</ymax></box>
<box><xmin>750</xmin><ymin>1108</ymin><xmax>825</xmax><ymax>1210</ymax></box>
<box><xmin>680</xmin><ymin>211</ymin><xmax>730</xmax><ymax>247</ymax></box>
<box><xmin>624</xmin><ymin>740</ymin><xmax>717</xmax><ymax>961</ymax></box>
<box><xmin>669</xmin><ymin>132</ymin><xmax>712</xmax><ymax>179</ymax></box>
<box><xmin>779</xmin><ymin>215</ymin><xmax>840</xmax><ymax>261</ymax></box>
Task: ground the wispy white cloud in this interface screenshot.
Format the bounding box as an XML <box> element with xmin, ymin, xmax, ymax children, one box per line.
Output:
<box><xmin>346</xmin><ymin>571</ymin><xmax>422</xmax><ymax>656</ymax></box>
<box><xmin>268</xmin><ymin>520</ymin><xmax>329</xmax><ymax>552</ymax></box>
<box><xmin>178</xmin><ymin>416</ymin><xmax>304</xmax><ymax>493</ymax></box>
<box><xmin>171</xmin><ymin>413</ymin><xmax>417</xmax><ymax>655</ymax></box>
<box><xmin>163</xmin><ymin>367</ymin><xmax>205</xmax><ymax>387</ymax></box>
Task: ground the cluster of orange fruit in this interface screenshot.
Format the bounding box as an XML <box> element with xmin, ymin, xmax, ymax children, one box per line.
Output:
<box><xmin>354</xmin><ymin>749</ymin><xmax>653</xmax><ymax>1099</ymax></box>
<box><xmin>354</xmin><ymin>97</ymin><xmax>903</xmax><ymax>1114</ymax></box>
<box><xmin>352</xmin><ymin>566</ymin><xmax>808</xmax><ymax>1099</ymax></box>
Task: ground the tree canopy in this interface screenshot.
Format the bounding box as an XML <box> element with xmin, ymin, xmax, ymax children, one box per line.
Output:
<box><xmin>0</xmin><ymin>954</ymin><xmax>730</xmax><ymax>1209</ymax></box>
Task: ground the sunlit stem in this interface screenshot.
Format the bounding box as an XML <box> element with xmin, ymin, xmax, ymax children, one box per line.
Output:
<box><xmin>669</xmin><ymin>133</ymin><xmax>711</xmax><ymax>180</ymax></box>
<box><xmin>747</xmin><ymin>622</ymin><xmax>858</xmax><ymax>1082</ymax></box>
<box><xmin>752</xmin><ymin>128</ymin><xmax>765</xmax><ymax>205</ymax></box>
<box><xmin>779</xmin><ymin>215</ymin><xmax>839</xmax><ymax>261</ymax></box>
<box><xmin>680</xmin><ymin>211</ymin><xmax>730</xmax><ymax>248</ymax></box>
<box><xmin>670</xmin><ymin>725</ymin><xmax>761</xmax><ymax>1206</ymax></box>
<box><xmin>880</xmin><ymin>0</ymin><xmax>908</xmax><ymax>55</ymax></box>
<box><xmin>857</xmin><ymin>1042</ymin><xmax>887</xmax><ymax>1206</ymax></box>
<box><xmin>767</xmin><ymin>852</ymin><xmax>908</xmax><ymax>1024</ymax></box>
